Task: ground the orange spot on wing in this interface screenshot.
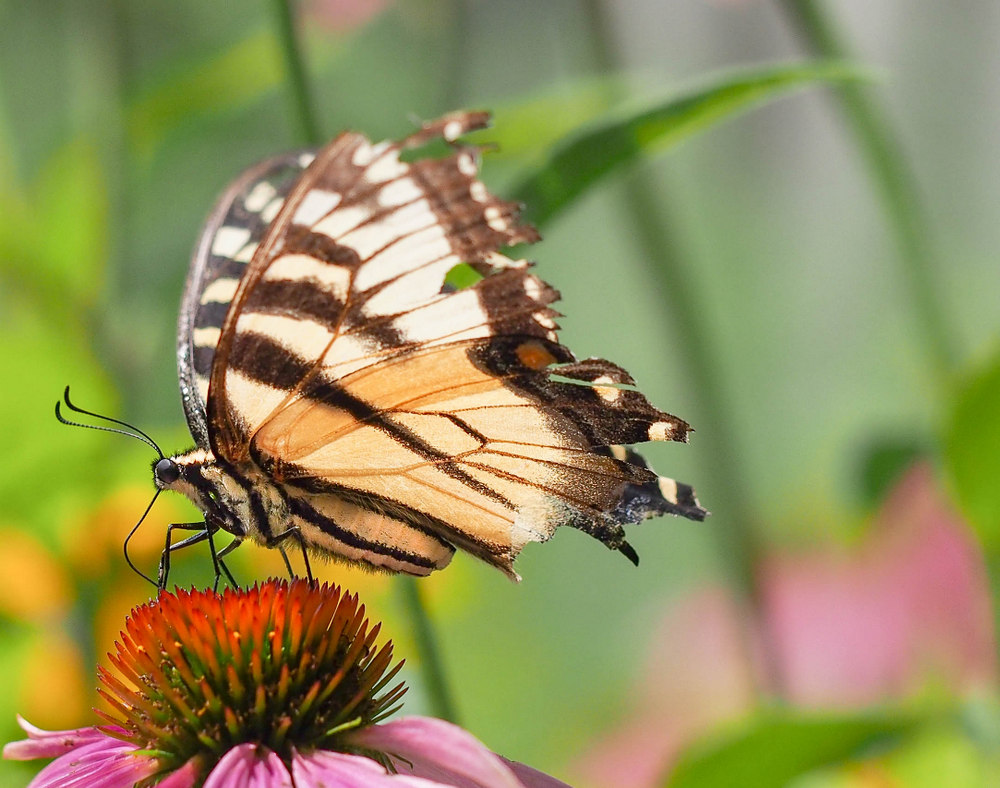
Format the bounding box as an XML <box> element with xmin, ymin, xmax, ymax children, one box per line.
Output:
<box><xmin>516</xmin><ymin>341</ymin><xmax>557</xmax><ymax>370</ymax></box>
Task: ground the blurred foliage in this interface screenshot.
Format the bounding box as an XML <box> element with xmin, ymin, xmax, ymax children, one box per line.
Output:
<box><xmin>791</xmin><ymin>715</ymin><xmax>1000</xmax><ymax>787</ymax></box>
<box><xmin>667</xmin><ymin>710</ymin><xmax>914</xmax><ymax>788</ymax></box>
<box><xmin>510</xmin><ymin>61</ymin><xmax>864</xmax><ymax>227</ymax></box>
<box><xmin>1</xmin><ymin>1</ymin><xmax>999</xmax><ymax>787</ymax></box>
<box><xmin>855</xmin><ymin>436</ymin><xmax>927</xmax><ymax>510</ymax></box>
<box><xmin>127</xmin><ymin>29</ymin><xmax>286</xmax><ymax>164</ymax></box>
<box><xmin>946</xmin><ymin>351</ymin><xmax>1000</xmax><ymax>555</ymax></box>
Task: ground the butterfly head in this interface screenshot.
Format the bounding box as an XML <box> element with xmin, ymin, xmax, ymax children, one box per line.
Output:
<box><xmin>153</xmin><ymin>448</ymin><xmax>249</xmax><ymax>539</ymax></box>
<box><xmin>153</xmin><ymin>457</ymin><xmax>181</xmax><ymax>486</ymax></box>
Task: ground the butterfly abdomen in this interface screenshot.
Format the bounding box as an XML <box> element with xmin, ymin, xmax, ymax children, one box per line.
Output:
<box><xmin>162</xmin><ymin>448</ymin><xmax>455</xmax><ymax>576</ymax></box>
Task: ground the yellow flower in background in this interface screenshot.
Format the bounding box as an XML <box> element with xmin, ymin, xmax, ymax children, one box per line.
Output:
<box><xmin>60</xmin><ymin>486</ymin><xmax>168</xmax><ymax>581</ymax></box>
<box><xmin>0</xmin><ymin>527</ymin><xmax>86</xmax><ymax>731</ymax></box>
<box><xmin>18</xmin><ymin>633</ymin><xmax>88</xmax><ymax>732</ymax></box>
<box><xmin>0</xmin><ymin>528</ymin><xmax>70</xmax><ymax>621</ymax></box>
<box><xmin>0</xmin><ymin>485</ymin><xmax>188</xmax><ymax>731</ymax></box>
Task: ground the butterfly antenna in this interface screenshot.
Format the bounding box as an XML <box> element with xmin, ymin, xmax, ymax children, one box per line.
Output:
<box><xmin>56</xmin><ymin>386</ymin><xmax>165</xmax><ymax>458</ymax></box>
<box><xmin>124</xmin><ymin>489</ymin><xmax>160</xmax><ymax>588</ymax></box>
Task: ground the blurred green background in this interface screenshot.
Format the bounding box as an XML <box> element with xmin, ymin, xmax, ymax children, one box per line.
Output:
<box><xmin>2</xmin><ymin>1</ymin><xmax>1000</xmax><ymax>786</ymax></box>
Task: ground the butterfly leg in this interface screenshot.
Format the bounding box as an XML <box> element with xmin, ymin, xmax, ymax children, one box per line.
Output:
<box><xmin>267</xmin><ymin>525</ymin><xmax>314</xmax><ymax>583</ymax></box>
<box><xmin>158</xmin><ymin>522</ymin><xmax>211</xmax><ymax>590</ymax></box>
<box><xmin>205</xmin><ymin>526</ymin><xmax>241</xmax><ymax>591</ymax></box>
<box><xmin>277</xmin><ymin>545</ymin><xmax>296</xmax><ymax>581</ymax></box>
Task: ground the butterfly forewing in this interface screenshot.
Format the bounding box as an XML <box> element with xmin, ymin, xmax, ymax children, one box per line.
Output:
<box><xmin>180</xmin><ymin>111</ymin><xmax>705</xmax><ymax>577</ymax></box>
<box><xmin>179</xmin><ymin>150</ymin><xmax>314</xmax><ymax>448</ymax></box>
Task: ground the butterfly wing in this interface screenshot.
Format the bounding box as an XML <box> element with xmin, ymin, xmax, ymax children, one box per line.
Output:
<box><xmin>205</xmin><ymin>112</ymin><xmax>705</xmax><ymax>576</ymax></box>
<box><xmin>178</xmin><ymin>150</ymin><xmax>314</xmax><ymax>448</ymax></box>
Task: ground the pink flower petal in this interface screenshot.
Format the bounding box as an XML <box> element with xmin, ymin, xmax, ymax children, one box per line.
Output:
<box><xmin>154</xmin><ymin>758</ymin><xmax>201</xmax><ymax>788</ymax></box>
<box><xmin>501</xmin><ymin>758</ymin><xmax>572</xmax><ymax>788</ymax></box>
<box><xmin>347</xmin><ymin>717</ymin><xmax>535</xmax><ymax>788</ymax></box>
<box><xmin>3</xmin><ymin>717</ymin><xmax>112</xmax><ymax>760</ymax></box>
<box><xmin>25</xmin><ymin>736</ymin><xmax>157</xmax><ymax>788</ymax></box>
<box><xmin>204</xmin><ymin>744</ymin><xmax>292</xmax><ymax>788</ymax></box>
<box><xmin>292</xmin><ymin>748</ymin><xmax>441</xmax><ymax>787</ymax></box>
<box><xmin>573</xmin><ymin>715</ymin><xmax>687</xmax><ymax>788</ymax></box>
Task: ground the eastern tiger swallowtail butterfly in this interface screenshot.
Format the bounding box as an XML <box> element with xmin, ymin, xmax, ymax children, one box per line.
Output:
<box><xmin>152</xmin><ymin>111</ymin><xmax>706</xmax><ymax>580</ymax></box>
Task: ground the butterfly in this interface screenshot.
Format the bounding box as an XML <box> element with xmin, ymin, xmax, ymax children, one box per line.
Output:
<box><xmin>153</xmin><ymin>111</ymin><xmax>707</xmax><ymax>581</ymax></box>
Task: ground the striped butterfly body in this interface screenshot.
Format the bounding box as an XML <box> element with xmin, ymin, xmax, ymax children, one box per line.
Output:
<box><xmin>155</xmin><ymin>112</ymin><xmax>706</xmax><ymax>580</ymax></box>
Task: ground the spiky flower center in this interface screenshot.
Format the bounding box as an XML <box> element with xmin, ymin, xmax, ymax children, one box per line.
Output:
<box><xmin>98</xmin><ymin>579</ymin><xmax>405</xmax><ymax>780</ymax></box>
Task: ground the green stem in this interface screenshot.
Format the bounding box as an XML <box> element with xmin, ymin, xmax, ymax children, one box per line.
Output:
<box><xmin>776</xmin><ymin>0</ymin><xmax>957</xmax><ymax>385</ymax></box>
<box><xmin>398</xmin><ymin>577</ymin><xmax>460</xmax><ymax>723</ymax></box>
<box><xmin>272</xmin><ymin>0</ymin><xmax>322</xmax><ymax>146</ymax></box>
<box><xmin>435</xmin><ymin>0</ymin><xmax>471</xmax><ymax>113</ymax></box>
<box><xmin>578</xmin><ymin>0</ymin><xmax>782</xmax><ymax>701</ymax></box>
<box><xmin>268</xmin><ymin>0</ymin><xmax>459</xmax><ymax>723</ymax></box>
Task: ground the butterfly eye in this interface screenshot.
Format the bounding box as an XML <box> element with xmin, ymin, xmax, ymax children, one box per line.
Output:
<box><xmin>154</xmin><ymin>458</ymin><xmax>180</xmax><ymax>485</ymax></box>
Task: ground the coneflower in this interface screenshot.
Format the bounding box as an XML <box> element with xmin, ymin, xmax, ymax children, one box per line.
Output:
<box><xmin>5</xmin><ymin>579</ymin><xmax>567</xmax><ymax>788</ymax></box>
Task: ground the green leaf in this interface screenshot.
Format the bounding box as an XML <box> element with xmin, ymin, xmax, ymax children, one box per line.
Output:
<box><xmin>792</xmin><ymin>718</ymin><xmax>1000</xmax><ymax>788</ymax></box>
<box><xmin>882</xmin><ymin>723</ymin><xmax>1000</xmax><ymax>788</ymax></box>
<box><xmin>666</xmin><ymin>710</ymin><xmax>912</xmax><ymax>788</ymax></box>
<box><xmin>483</xmin><ymin>77</ymin><xmax>622</xmax><ymax>160</ymax></box>
<box><xmin>944</xmin><ymin>351</ymin><xmax>1000</xmax><ymax>554</ymax></box>
<box><xmin>855</xmin><ymin>436</ymin><xmax>928</xmax><ymax>509</ymax></box>
<box><xmin>510</xmin><ymin>61</ymin><xmax>867</xmax><ymax>228</ymax></box>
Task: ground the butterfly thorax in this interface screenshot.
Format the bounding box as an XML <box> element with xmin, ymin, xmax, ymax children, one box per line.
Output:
<box><xmin>154</xmin><ymin>448</ymin><xmax>288</xmax><ymax>544</ymax></box>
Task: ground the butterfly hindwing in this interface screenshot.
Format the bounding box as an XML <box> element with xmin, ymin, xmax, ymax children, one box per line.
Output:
<box><xmin>180</xmin><ymin>112</ymin><xmax>705</xmax><ymax>576</ymax></box>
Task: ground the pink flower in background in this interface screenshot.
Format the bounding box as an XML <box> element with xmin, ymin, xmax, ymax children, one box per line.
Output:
<box><xmin>574</xmin><ymin>588</ymin><xmax>760</xmax><ymax>788</ymax></box>
<box><xmin>577</xmin><ymin>464</ymin><xmax>996</xmax><ymax>787</ymax></box>
<box><xmin>309</xmin><ymin>0</ymin><xmax>391</xmax><ymax>32</ymax></box>
<box><xmin>764</xmin><ymin>463</ymin><xmax>996</xmax><ymax>705</ymax></box>
<box><xmin>5</xmin><ymin>580</ymin><xmax>568</xmax><ymax>788</ymax></box>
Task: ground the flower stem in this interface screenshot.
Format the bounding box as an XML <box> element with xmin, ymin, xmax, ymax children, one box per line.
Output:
<box><xmin>776</xmin><ymin>0</ymin><xmax>957</xmax><ymax>384</ymax></box>
<box><xmin>398</xmin><ymin>577</ymin><xmax>460</xmax><ymax>723</ymax></box>
<box><xmin>268</xmin><ymin>0</ymin><xmax>459</xmax><ymax>724</ymax></box>
<box><xmin>578</xmin><ymin>0</ymin><xmax>783</xmax><ymax>701</ymax></box>
<box><xmin>435</xmin><ymin>0</ymin><xmax>472</xmax><ymax>116</ymax></box>
<box><xmin>272</xmin><ymin>0</ymin><xmax>322</xmax><ymax>146</ymax></box>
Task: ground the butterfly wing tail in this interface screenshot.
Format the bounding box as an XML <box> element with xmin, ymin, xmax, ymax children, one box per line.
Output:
<box><xmin>607</xmin><ymin>445</ymin><xmax>707</xmax><ymax>521</ymax></box>
<box><xmin>590</xmin><ymin>445</ymin><xmax>707</xmax><ymax>566</ymax></box>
